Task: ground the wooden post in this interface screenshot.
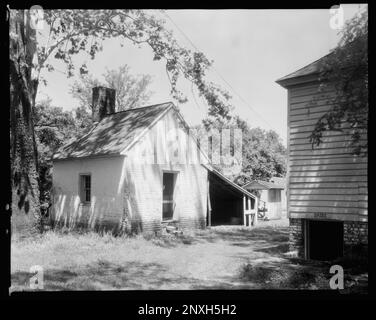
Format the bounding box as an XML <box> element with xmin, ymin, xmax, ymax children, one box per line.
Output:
<box><xmin>304</xmin><ymin>220</ymin><xmax>309</xmax><ymax>259</ymax></box>
<box><xmin>207</xmin><ymin>178</ymin><xmax>211</xmax><ymax>228</ymax></box>
<box><xmin>254</xmin><ymin>196</ymin><xmax>258</xmax><ymax>226</ymax></box>
<box><xmin>243</xmin><ymin>195</ymin><xmax>247</xmax><ymax>227</ymax></box>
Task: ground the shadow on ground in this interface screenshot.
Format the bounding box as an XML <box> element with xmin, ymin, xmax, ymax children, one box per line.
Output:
<box><xmin>11</xmin><ymin>259</ymin><xmax>244</xmax><ymax>291</ymax></box>
<box><xmin>11</xmin><ymin>225</ymin><xmax>367</xmax><ymax>292</ymax></box>
<box><xmin>153</xmin><ymin>226</ymin><xmax>290</xmax><ymax>249</ymax></box>
<box><xmin>12</xmin><ymin>260</ymin><xmax>172</xmax><ymax>290</ymax></box>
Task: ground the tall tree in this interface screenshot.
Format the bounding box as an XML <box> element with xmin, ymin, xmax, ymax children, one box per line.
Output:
<box><xmin>33</xmin><ymin>98</ymin><xmax>79</xmax><ymax>209</ymax></box>
<box><xmin>198</xmin><ymin>115</ymin><xmax>287</xmax><ymax>186</ymax></box>
<box><xmin>10</xmin><ymin>10</ymin><xmax>41</xmax><ymax>235</ymax></box>
<box><xmin>70</xmin><ymin>65</ymin><xmax>153</xmax><ymax>111</ymax></box>
<box><xmin>229</xmin><ymin>116</ymin><xmax>287</xmax><ymax>186</ymax></box>
<box><xmin>310</xmin><ymin>8</ymin><xmax>368</xmax><ymax>155</ymax></box>
<box><xmin>9</xmin><ymin>9</ymin><xmax>239</xmax><ymax>233</ymax></box>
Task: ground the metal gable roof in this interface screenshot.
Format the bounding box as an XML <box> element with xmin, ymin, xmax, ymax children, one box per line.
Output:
<box><xmin>53</xmin><ymin>102</ymin><xmax>173</xmax><ymax>161</ymax></box>
<box><xmin>276</xmin><ymin>52</ymin><xmax>333</xmax><ymax>87</ymax></box>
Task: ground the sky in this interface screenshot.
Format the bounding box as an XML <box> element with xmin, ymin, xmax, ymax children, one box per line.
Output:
<box><xmin>37</xmin><ymin>5</ymin><xmax>366</xmax><ymax>145</ymax></box>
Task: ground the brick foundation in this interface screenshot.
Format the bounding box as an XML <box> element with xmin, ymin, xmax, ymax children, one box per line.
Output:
<box><xmin>289</xmin><ymin>218</ymin><xmax>368</xmax><ymax>259</ymax></box>
<box><xmin>52</xmin><ymin>215</ymin><xmax>206</xmax><ymax>236</ymax></box>
<box><xmin>343</xmin><ymin>221</ymin><xmax>368</xmax><ymax>256</ymax></box>
<box><xmin>289</xmin><ymin>218</ymin><xmax>304</xmax><ymax>257</ymax></box>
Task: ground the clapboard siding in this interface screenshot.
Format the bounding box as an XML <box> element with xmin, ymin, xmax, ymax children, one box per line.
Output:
<box><xmin>290</xmin><ymin>169</ymin><xmax>367</xmax><ymax>177</ymax></box>
<box><xmin>290</xmin><ymin>176</ymin><xmax>367</xmax><ymax>183</ymax></box>
<box><xmin>290</xmin><ymin>124</ymin><xmax>356</xmax><ymax>134</ymax></box>
<box><xmin>290</xmin><ymin>194</ymin><xmax>367</xmax><ymax>201</ymax></box>
<box><xmin>290</xmin><ymin>189</ymin><xmax>367</xmax><ymax>196</ymax></box>
<box><xmin>289</xmin><ymin>182</ymin><xmax>366</xmax><ymax>189</ymax></box>
<box><xmin>287</xmin><ymin>81</ymin><xmax>367</xmax><ymax>221</ymax></box>
<box><xmin>289</xmin><ymin>140</ymin><xmax>365</xmax><ymax>151</ymax></box>
<box><xmin>290</xmin><ymin>135</ymin><xmax>367</xmax><ymax>145</ymax></box>
<box><xmin>290</xmin><ymin>92</ymin><xmax>336</xmax><ymax>105</ymax></box>
<box><xmin>290</xmin><ymin>203</ymin><xmax>367</xmax><ymax>215</ymax></box>
<box><xmin>290</xmin><ymin>147</ymin><xmax>359</xmax><ymax>157</ymax></box>
<box><xmin>290</xmin><ymin>118</ymin><xmax>348</xmax><ymax>128</ymax></box>
<box><xmin>290</xmin><ymin>130</ymin><xmax>366</xmax><ymax>141</ymax></box>
<box><xmin>289</xmin><ymin>207</ymin><xmax>367</xmax><ymax>215</ymax></box>
<box><xmin>290</xmin><ymin>105</ymin><xmax>334</xmax><ymax>116</ymax></box>
<box><xmin>290</xmin><ymin>99</ymin><xmax>336</xmax><ymax>111</ymax></box>
<box><xmin>290</xmin><ymin>200</ymin><xmax>367</xmax><ymax>208</ymax></box>
<box><xmin>290</xmin><ymin>111</ymin><xmax>328</xmax><ymax>122</ymax></box>
<box><xmin>290</xmin><ymin>163</ymin><xmax>367</xmax><ymax>172</ymax></box>
<box><xmin>289</xmin><ymin>156</ymin><xmax>367</xmax><ymax>165</ymax></box>
<box><xmin>290</xmin><ymin>152</ymin><xmax>365</xmax><ymax>159</ymax></box>
<box><xmin>289</xmin><ymin>84</ymin><xmax>333</xmax><ymax>97</ymax></box>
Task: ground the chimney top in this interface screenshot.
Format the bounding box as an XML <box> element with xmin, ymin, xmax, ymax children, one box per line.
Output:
<box><xmin>92</xmin><ymin>86</ymin><xmax>116</xmax><ymax>122</ymax></box>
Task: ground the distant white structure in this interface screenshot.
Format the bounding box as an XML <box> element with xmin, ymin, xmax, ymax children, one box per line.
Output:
<box><xmin>243</xmin><ymin>177</ymin><xmax>287</xmax><ymax>220</ymax></box>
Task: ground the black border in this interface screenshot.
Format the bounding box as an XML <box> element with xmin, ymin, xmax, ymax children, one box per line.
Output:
<box><xmin>2</xmin><ymin>0</ymin><xmax>374</xmax><ymax>309</ymax></box>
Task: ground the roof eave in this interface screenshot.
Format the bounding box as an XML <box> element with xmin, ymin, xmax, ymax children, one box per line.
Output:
<box><xmin>53</xmin><ymin>152</ymin><xmax>123</xmax><ymax>162</ymax></box>
<box><xmin>276</xmin><ymin>73</ymin><xmax>319</xmax><ymax>88</ymax></box>
<box><xmin>244</xmin><ymin>180</ymin><xmax>285</xmax><ymax>190</ymax></box>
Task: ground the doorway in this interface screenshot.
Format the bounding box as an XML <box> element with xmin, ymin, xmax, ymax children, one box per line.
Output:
<box><xmin>208</xmin><ymin>171</ymin><xmax>244</xmax><ymax>226</ymax></box>
<box><xmin>162</xmin><ymin>172</ymin><xmax>177</xmax><ymax>221</ymax></box>
<box><xmin>306</xmin><ymin>220</ymin><xmax>344</xmax><ymax>260</ymax></box>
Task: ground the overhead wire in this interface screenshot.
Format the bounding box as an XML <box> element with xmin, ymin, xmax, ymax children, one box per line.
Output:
<box><xmin>159</xmin><ymin>10</ymin><xmax>276</xmax><ymax>131</ymax></box>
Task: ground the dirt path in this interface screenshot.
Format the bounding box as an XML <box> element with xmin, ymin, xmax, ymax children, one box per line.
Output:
<box><xmin>151</xmin><ymin>225</ymin><xmax>290</xmax><ymax>289</ymax></box>
<box><xmin>11</xmin><ymin>224</ymin><xmax>291</xmax><ymax>290</ymax></box>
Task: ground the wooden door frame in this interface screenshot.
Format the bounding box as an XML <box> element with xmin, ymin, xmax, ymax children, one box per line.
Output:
<box><xmin>161</xmin><ymin>170</ymin><xmax>179</xmax><ymax>222</ymax></box>
<box><xmin>304</xmin><ymin>219</ymin><xmax>345</xmax><ymax>260</ymax></box>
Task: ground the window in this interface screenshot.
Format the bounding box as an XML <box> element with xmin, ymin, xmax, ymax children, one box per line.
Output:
<box><xmin>250</xmin><ymin>197</ymin><xmax>255</xmax><ymax>210</ymax></box>
<box><xmin>80</xmin><ymin>174</ymin><xmax>91</xmax><ymax>203</ymax></box>
<box><xmin>268</xmin><ymin>189</ymin><xmax>281</xmax><ymax>203</ymax></box>
<box><xmin>162</xmin><ymin>172</ymin><xmax>177</xmax><ymax>220</ymax></box>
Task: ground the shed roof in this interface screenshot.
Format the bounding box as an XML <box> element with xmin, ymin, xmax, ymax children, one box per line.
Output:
<box><xmin>204</xmin><ymin>164</ymin><xmax>257</xmax><ymax>200</ymax></box>
<box><xmin>270</xmin><ymin>176</ymin><xmax>286</xmax><ymax>188</ymax></box>
<box><xmin>53</xmin><ymin>102</ymin><xmax>173</xmax><ymax>160</ymax></box>
<box><xmin>243</xmin><ymin>179</ymin><xmax>285</xmax><ymax>190</ymax></box>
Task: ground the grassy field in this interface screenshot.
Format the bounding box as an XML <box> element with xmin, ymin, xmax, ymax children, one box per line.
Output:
<box><xmin>10</xmin><ymin>223</ymin><xmax>368</xmax><ymax>291</ymax></box>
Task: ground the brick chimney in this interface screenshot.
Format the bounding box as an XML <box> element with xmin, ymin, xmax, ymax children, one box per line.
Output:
<box><xmin>92</xmin><ymin>86</ymin><xmax>116</xmax><ymax>122</ymax></box>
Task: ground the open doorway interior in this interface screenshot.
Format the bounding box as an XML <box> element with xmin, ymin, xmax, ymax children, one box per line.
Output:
<box><xmin>208</xmin><ymin>171</ymin><xmax>244</xmax><ymax>226</ymax></box>
<box><xmin>162</xmin><ymin>172</ymin><xmax>177</xmax><ymax>221</ymax></box>
<box><xmin>306</xmin><ymin>220</ymin><xmax>344</xmax><ymax>261</ymax></box>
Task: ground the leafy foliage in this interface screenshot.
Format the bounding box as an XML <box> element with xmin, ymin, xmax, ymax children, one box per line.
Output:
<box><xmin>309</xmin><ymin>8</ymin><xmax>368</xmax><ymax>156</ymax></box>
<box><xmin>70</xmin><ymin>65</ymin><xmax>153</xmax><ymax>111</ymax></box>
<box><xmin>37</xmin><ymin>10</ymin><xmax>230</xmax><ymax>119</ymax></box>
<box><xmin>197</xmin><ymin>115</ymin><xmax>287</xmax><ymax>186</ymax></box>
<box><xmin>232</xmin><ymin>116</ymin><xmax>287</xmax><ymax>186</ymax></box>
<box><xmin>33</xmin><ymin>98</ymin><xmax>91</xmax><ymax>206</ymax></box>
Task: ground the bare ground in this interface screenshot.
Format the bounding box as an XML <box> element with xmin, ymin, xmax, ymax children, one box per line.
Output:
<box><xmin>10</xmin><ymin>219</ymin><xmax>367</xmax><ymax>292</ymax></box>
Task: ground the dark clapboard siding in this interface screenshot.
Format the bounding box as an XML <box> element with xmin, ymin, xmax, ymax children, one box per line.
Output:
<box><xmin>287</xmin><ymin>82</ymin><xmax>368</xmax><ymax>221</ymax></box>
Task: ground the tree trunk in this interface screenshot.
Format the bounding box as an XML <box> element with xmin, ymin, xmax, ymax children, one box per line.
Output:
<box><xmin>9</xmin><ymin>10</ymin><xmax>41</xmax><ymax>236</ymax></box>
